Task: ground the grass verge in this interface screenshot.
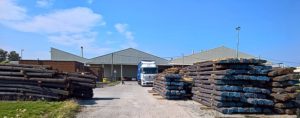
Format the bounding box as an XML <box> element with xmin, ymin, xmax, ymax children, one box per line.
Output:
<box><xmin>0</xmin><ymin>100</ymin><xmax>79</xmax><ymax>118</ymax></box>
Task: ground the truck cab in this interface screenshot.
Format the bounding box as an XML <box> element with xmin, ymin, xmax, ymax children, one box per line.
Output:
<box><xmin>137</xmin><ymin>61</ymin><xmax>158</xmax><ymax>86</ymax></box>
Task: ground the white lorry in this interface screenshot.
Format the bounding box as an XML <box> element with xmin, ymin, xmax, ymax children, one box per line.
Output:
<box><xmin>137</xmin><ymin>61</ymin><xmax>158</xmax><ymax>86</ymax></box>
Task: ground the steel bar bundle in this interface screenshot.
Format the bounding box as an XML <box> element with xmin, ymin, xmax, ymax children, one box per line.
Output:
<box><xmin>0</xmin><ymin>64</ymin><xmax>96</xmax><ymax>101</ymax></box>
<box><xmin>191</xmin><ymin>58</ymin><xmax>274</xmax><ymax>114</ymax></box>
<box><xmin>268</xmin><ymin>68</ymin><xmax>300</xmax><ymax>115</ymax></box>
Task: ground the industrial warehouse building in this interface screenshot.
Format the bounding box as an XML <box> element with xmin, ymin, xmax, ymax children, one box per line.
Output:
<box><xmin>48</xmin><ymin>46</ymin><xmax>260</xmax><ymax>81</ymax></box>
<box><xmin>51</xmin><ymin>48</ymin><xmax>170</xmax><ymax>80</ymax></box>
<box><xmin>170</xmin><ymin>46</ymin><xmax>257</xmax><ymax>65</ymax></box>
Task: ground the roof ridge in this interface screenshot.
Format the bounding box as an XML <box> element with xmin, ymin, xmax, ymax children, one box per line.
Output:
<box><xmin>89</xmin><ymin>48</ymin><xmax>168</xmax><ymax>61</ymax></box>
<box><xmin>51</xmin><ymin>47</ymin><xmax>87</xmax><ymax>59</ymax></box>
<box><xmin>171</xmin><ymin>46</ymin><xmax>256</xmax><ymax>64</ymax></box>
<box><xmin>189</xmin><ymin>46</ymin><xmax>230</xmax><ymax>57</ymax></box>
<box><xmin>89</xmin><ymin>48</ymin><xmax>132</xmax><ymax>60</ymax></box>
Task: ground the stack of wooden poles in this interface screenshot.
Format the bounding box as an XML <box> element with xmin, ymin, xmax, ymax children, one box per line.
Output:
<box><xmin>192</xmin><ymin>58</ymin><xmax>274</xmax><ymax>114</ymax></box>
<box><xmin>180</xmin><ymin>65</ymin><xmax>197</xmax><ymax>80</ymax></box>
<box><xmin>0</xmin><ymin>64</ymin><xmax>96</xmax><ymax>101</ymax></box>
<box><xmin>180</xmin><ymin>66</ymin><xmax>197</xmax><ymax>99</ymax></box>
<box><xmin>268</xmin><ymin>68</ymin><xmax>300</xmax><ymax>114</ymax></box>
<box><xmin>67</xmin><ymin>73</ymin><xmax>96</xmax><ymax>99</ymax></box>
<box><xmin>153</xmin><ymin>67</ymin><xmax>191</xmax><ymax>99</ymax></box>
<box><xmin>153</xmin><ymin>74</ymin><xmax>186</xmax><ymax>99</ymax></box>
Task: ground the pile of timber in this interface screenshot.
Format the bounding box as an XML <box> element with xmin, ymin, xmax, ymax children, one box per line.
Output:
<box><xmin>192</xmin><ymin>58</ymin><xmax>274</xmax><ymax>114</ymax></box>
<box><xmin>153</xmin><ymin>74</ymin><xmax>186</xmax><ymax>99</ymax></box>
<box><xmin>153</xmin><ymin>67</ymin><xmax>192</xmax><ymax>99</ymax></box>
<box><xmin>179</xmin><ymin>66</ymin><xmax>196</xmax><ymax>99</ymax></box>
<box><xmin>0</xmin><ymin>64</ymin><xmax>96</xmax><ymax>101</ymax></box>
<box><xmin>268</xmin><ymin>67</ymin><xmax>300</xmax><ymax>114</ymax></box>
<box><xmin>67</xmin><ymin>72</ymin><xmax>96</xmax><ymax>99</ymax></box>
<box><xmin>182</xmin><ymin>77</ymin><xmax>193</xmax><ymax>99</ymax></box>
<box><xmin>162</xmin><ymin>67</ymin><xmax>181</xmax><ymax>74</ymax></box>
<box><xmin>180</xmin><ymin>65</ymin><xmax>198</xmax><ymax>79</ymax></box>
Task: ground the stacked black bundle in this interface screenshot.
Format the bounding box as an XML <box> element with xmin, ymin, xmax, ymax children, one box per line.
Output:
<box><xmin>0</xmin><ymin>64</ymin><xmax>96</xmax><ymax>101</ymax></box>
<box><xmin>268</xmin><ymin>68</ymin><xmax>300</xmax><ymax>114</ymax></box>
<box><xmin>192</xmin><ymin>58</ymin><xmax>274</xmax><ymax>114</ymax></box>
<box><xmin>153</xmin><ymin>74</ymin><xmax>186</xmax><ymax>99</ymax></box>
<box><xmin>67</xmin><ymin>73</ymin><xmax>96</xmax><ymax>99</ymax></box>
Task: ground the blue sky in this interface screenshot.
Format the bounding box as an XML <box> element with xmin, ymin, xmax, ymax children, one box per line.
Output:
<box><xmin>0</xmin><ymin>0</ymin><xmax>299</xmax><ymax>66</ymax></box>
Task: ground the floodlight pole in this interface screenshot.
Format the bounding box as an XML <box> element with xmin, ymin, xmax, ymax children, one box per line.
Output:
<box><xmin>236</xmin><ymin>26</ymin><xmax>241</xmax><ymax>59</ymax></box>
<box><xmin>81</xmin><ymin>46</ymin><xmax>84</xmax><ymax>58</ymax></box>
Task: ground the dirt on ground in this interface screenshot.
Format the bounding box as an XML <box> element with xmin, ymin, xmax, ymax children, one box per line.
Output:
<box><xmin>76</xmin><ymin>81</ymin><xmax>296</xmax><ymax>118</ymax></box>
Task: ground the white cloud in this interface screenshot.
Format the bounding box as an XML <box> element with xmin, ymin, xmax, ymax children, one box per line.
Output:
<box><xmin>0</xmin><ymin>0</ymin><xmax>105</xmax><ymax>35</ymax></box>
<box><xmin>0</xmin><ymin>0</ymin><xmax>139</xmax><ymax>57</ymax></box>
<box><xmin>49</xmin><ymin>33</ymin><xmax>112</xmax><ymax>55</ymax></box>
<box><xmin>8</xmin><ymin>7</ymin><xmax>105</xmax><ymax>34</ymax></box>
<box><xmin>0</xmin><ymin>0</ymin><xmax>111</xmax><ymax>56</ymax></box>
<box><xmin>0</xmin><ymin>0</ymin><xmax>27</xmax><ymax>21</ymax></box>
<box><xmin>48</xmin><ymin>32</ymin><xmax>97</xmax><ymax>46</ymax></box>
<box><xmin>36</xmin><ymin>0</ymin><xmax>54</xmax><ymax>8</ymax></box>
<box><xmin>114</xmin><ymin>23</ymin><xmax>138</xmax><ymax>48</ymax></box>
<box><xmin>115</xmin><ymin>23</ymin><xmax>127</xmax><ymax>33</ymax></box>
<box><xmin>87</xmin><ymin>0</ymin><xmax>94</xmax><ymax>4</ymax></box>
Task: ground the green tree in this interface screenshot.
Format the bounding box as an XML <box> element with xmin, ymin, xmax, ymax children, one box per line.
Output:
<box><xmin>8</xmin><ymin>51</ymin><xmax>20</xmax><ymax>61</ymax></box>
<box><xmin>0</xmin><ymin>49</ymin><xmax>7</xmax><ymax>62</ymax></box>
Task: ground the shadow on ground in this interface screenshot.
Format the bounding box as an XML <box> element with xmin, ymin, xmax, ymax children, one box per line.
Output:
<box><xmin>78</xmin><ymin>97</ymin><xmax>120</xmax><ymax>105</ymax></box>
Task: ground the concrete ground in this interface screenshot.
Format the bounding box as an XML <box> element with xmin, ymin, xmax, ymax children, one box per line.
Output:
<box><xmin>76</xmin><ymin>81</ymin><xmax>296</xmax><ymax>118</ymax></box>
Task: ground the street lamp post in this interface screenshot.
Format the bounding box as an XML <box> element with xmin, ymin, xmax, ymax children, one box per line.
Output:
<box><xmin>235</xmin><ymin>26</ymin><xmax>241</xmax><ymax>58</ymax></box>
<box><xmin>81</xmin><ymin>46</ymin><xmax>83</xmax><ymax>58</ymax></box>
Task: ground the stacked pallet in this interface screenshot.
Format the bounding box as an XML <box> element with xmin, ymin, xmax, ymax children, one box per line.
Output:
<box><xmin>268</xmin><ymin>68</ymin><xmax>300</xmax><ymax>114</ymax></box>
<box><xmin>0</xmin><ymin>64</ymin><xmax>96</xmax><ymax>101</ymax></box>
<box><xmin>153</xmin><ymin>67</ymin><xmax>187</xmax><ymax>99</ymax></box>
<box><xmin>192</xmin><ymin>58</ymin><xmax>274</xmax><ymax>114</ymax></box>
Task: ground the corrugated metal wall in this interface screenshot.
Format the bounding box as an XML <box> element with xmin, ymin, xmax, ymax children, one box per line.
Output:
<box><xmin>101</xmin><ymin>64</ymin><xmax>171</xmax><ymax>80</ymax></box>
<box><xmin>102</xmin><ymin>64</ymin><xmax>137</xmax><ymax>79</ymax></box>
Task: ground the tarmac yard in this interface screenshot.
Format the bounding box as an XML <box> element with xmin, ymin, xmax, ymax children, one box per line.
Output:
<box><xmin>76</xmin><ymin>81</ymin><xmax>296</xmax><ymax>118</ymax></box>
